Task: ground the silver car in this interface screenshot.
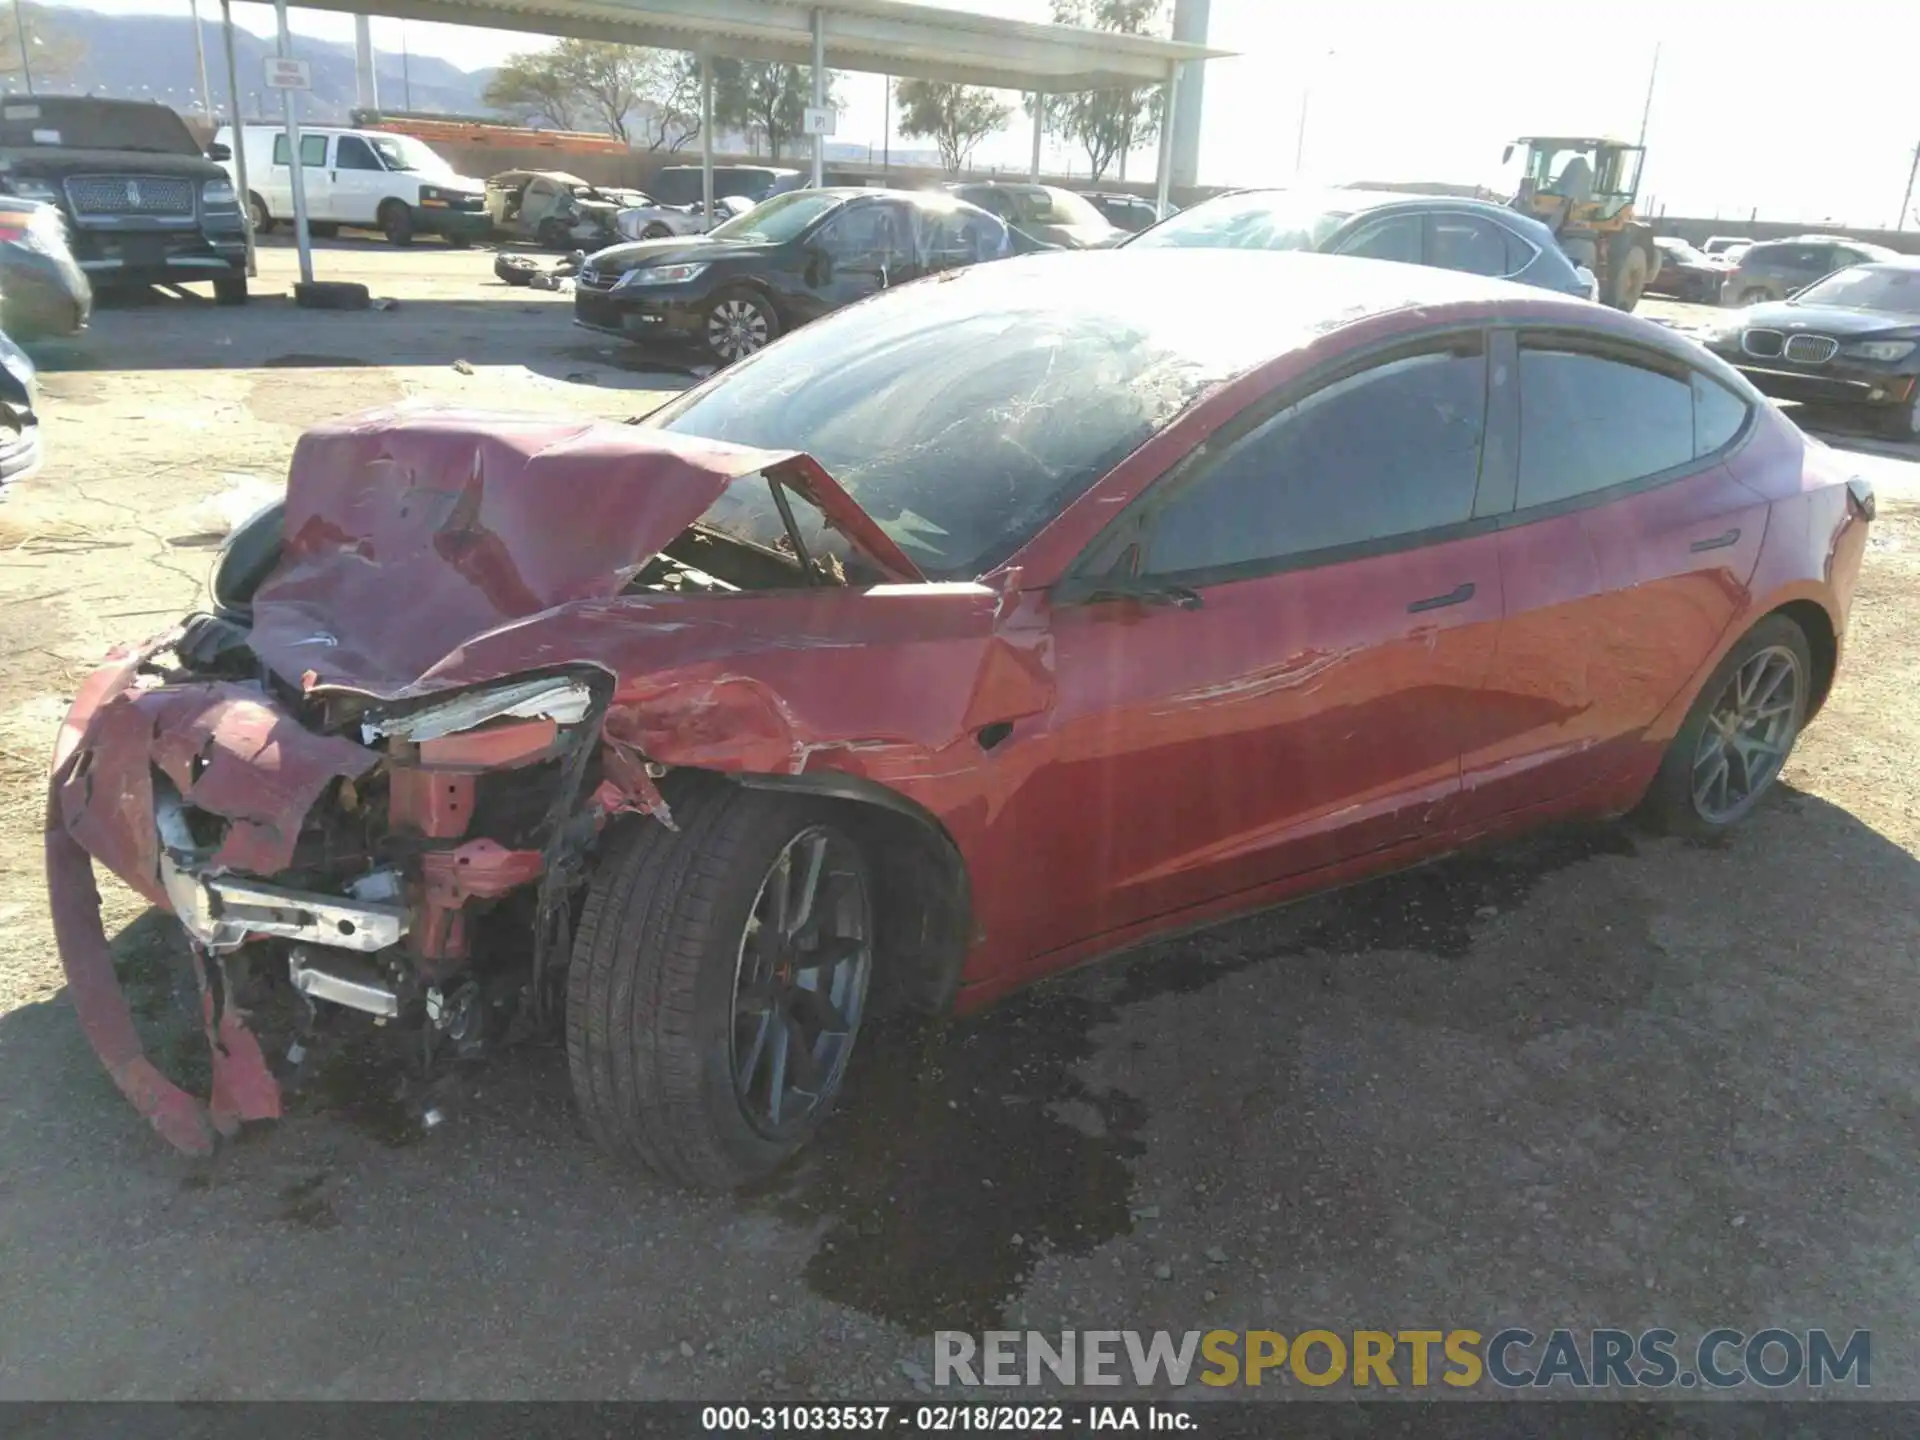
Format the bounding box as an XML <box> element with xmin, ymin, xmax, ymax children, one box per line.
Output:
<box><xmin>613</xmin><ymin>194</ymin><xmax>756</xmax><ymax>243</ymax></box>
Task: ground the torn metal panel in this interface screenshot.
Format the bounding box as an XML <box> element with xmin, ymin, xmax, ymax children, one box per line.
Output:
<box><xmin>367</xmin><ymin>676</ymin><xmax>592</xmax><ymax>743</ymax></box>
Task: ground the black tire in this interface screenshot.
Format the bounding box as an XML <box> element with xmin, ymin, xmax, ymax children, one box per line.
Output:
<box><xmin>247</xmin><ymin>194</ymin><xmax>274</xmax><ymax>234</ymax></box>
<box><xmin>642</xmin><ymin>222</ymin><xmax>672</xmax><ymax>240</ymax></box>
<box><xmin>445</xmin><ymin>232</ymin><xmax>473</xmax><ymax>250</ymax></box>
<box><xmin>1639</xmin><ymin>614</ymin><xmax>1813</xmax><ymax>839</ymax></box>
<box><xmin>701</xmin><ymin>286</ymin><xmax>780</xmax><ymax>366</ymax></box>
<box><xmin>567</xmin><ymin>785</ymin><xmax>875</xmax><ymax>1190</ymax></box>
<box><xmin>213</xmin><ymin>277</ymin><xmax>248</xmax><ymax>307</ymax></box>
<box><xmin>1605</xmin><ymin>236</ymin><xmax>1649</xmax><ymax>311</ymax></box>
<box><xmin>380</xmin><ymin>201</ymin><xmax>414</xmax><ymax>247</ymax></box>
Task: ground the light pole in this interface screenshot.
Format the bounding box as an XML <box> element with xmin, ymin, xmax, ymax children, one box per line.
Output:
<box><xmin>1293</xmin><ymin>48</ymin><xmax>1335</xmax><ymax>179</ymax></box>
<box><xmin>12</xmin><ymin>0</ymin><xmax>34</xmax><ymax>95</ymax></box>
<box><xmin>1900</xmin><ymin>141</ymin><xmax>1920</xmax><ymax>233</ymax></box>
<box><xmin>1637</xmin><ymin>42</ymin><xmax>1661</xmax><ymax>147</ymax></box>
<box><xmin>189</xmin><ymin>0</ymin><xmax>214</xmax><ymax>122</ymax></box>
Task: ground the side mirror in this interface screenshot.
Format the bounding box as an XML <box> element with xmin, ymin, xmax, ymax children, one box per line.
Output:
<box><xmin>207</xmin><ymin>142</ymin><xmax>231</xmax><ymax>162</ymax></box>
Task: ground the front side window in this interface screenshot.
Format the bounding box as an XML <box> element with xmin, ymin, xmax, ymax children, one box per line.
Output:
<box><xmin>334</xmin><ymin>135</ymin><xmax>382</xmax><ymax>171</ymax></box>
<box><xmin>815</xmin><ymin>203</ymin><xmax>910</xmax><ymax>267</ymax></box>
<box><xmin>1141</xmin><ymin>338</ymin><xmax>1489</xmax><ymax>578</ymax></box>
<box><xmin>1515</xmin><ymin>340</ymin><xmax>1696</xmax><ymax>509</ymax></box>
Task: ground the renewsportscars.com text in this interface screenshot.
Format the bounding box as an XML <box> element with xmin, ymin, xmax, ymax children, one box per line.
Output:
<box><xmin>933</xmin><ymin>1328</ymin><xmax>1870</xmax><ymax>1390</ymax></box>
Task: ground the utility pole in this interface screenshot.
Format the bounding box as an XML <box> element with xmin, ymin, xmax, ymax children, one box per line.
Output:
<box><xmin>400</xmin><ymin>22</ymin><xmax>411</xmax><ymax>110</ymax></box>
<box><xmin>1899</xmin><ymin>140</ymin><xmax>1920</xmax><ymax>232</ymax></box>
<box><xmin>12</xmin><ymin>0</ymin><xmax>33</xmax><ymax>94</ymax></box>
<box><xmin>1637</xmin><ymin>42</ymin><xmax>1660</xmax><ymax>147</ymax></box>
<box><xmin>189</xmin><ymin>0</ymin><xmax>213</xmax><ymax>122</ymax></box>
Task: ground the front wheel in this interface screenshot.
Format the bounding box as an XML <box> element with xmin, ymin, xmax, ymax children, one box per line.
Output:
<box><xmin>702</xmin><ymin>287</ymin><xmax>779</xmax><ymax>365</ymax></box>
<box><xmin>1639</xmin><ymin>615</ymin><xmax>1812</xmax><ymax>838</ymax></box>
<box><xmin>213</xmin><ymin>277</ymin><xmax>247</xmax><ymax>306</ymax></box>
<box><xmin>1873</xmin><ymin>391</ymin><xmax>1920</xmax><ymax>441</ymax></box>
<box><xmin>247</xmin><ymin>193</ymin><xmax>274</xmax><ymax>234</ymax></box>
<box><xmin>567</xmin><ymin>786</ymin><xmax>875</xmax><ymax>1189</ymax></box>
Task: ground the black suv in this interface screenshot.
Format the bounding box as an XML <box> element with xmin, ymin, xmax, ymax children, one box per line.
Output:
<box><xmin>0</xmin><ymin>96</ymin><xmax>247</xmax><ymax>303</ymax></box>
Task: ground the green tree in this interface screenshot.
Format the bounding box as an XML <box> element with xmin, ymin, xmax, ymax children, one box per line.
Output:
<box><xmin>711</xmin><ymin>59</ymin><xmax>833</xmax><ymax>161</ymax></box>
<box><xmin>895</xmin><ymin>79</ymin><xmax>1011</xmax><ymax>174</ymax></box>
<box><xmin>1036</xmin><ymin>0</ymin><xmax>1165</xmax><ymax>180</ymax></box>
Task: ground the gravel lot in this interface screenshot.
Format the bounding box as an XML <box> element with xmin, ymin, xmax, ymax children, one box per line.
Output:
<box><xmin>2</xmin><ymin>241</ymin><xmax>1918</xmax><ymax>1401</ymax></box>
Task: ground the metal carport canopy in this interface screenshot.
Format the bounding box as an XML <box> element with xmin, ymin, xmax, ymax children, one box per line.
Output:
<box><xmin>291</xmin><ymin>0</ymin><xmax>1231</xmax><ymax>93</ymax></box>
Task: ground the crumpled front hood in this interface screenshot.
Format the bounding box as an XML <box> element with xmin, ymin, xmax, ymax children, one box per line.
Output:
<box><xmin>247</xmin><ymin>406</ymin><xmax>924</xmax><ymax>698</ymax></box>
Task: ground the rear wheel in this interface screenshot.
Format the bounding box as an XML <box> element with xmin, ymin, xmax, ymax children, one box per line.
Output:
<box><xmin>380</xmin><ymin>201</ymin><xmax>414</xmax><ymax>247</ymax></box>
<box><xmin>1640</xmin><ymin>615</ymin><xmax>1812</xmax><ymax>838</ymax></box>
<box><xmin>567</xmin><ymin>787</ymin><xmax>875</xmax><ymax>1189</ymax></box>
<box><xmin>247</xmin><ymin>193</ymin><xmax>273</xmax><ymax>234</ymax></box>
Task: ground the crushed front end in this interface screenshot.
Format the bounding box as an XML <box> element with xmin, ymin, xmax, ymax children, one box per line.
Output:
<box><xmin>46</xmin><ymin>627</ymin><xmax>654</xmax><ymax>1154</ymax></box>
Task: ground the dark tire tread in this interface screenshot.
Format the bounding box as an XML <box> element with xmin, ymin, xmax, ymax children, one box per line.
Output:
<box><xmin>566</xmin><ymin>783</ymin><xmax>822</xmax><ymax>1190</ymax></box>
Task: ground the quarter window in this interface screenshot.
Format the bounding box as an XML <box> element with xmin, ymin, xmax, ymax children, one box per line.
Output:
<box><xmin>1142</xmin><ymin>339</ymin><xmax>1489</xmax><ymax>577</ymax></box>
<box><xmin>1515</xmin><ymin>341</ymin><xmax>1695</xmax><ymax>508</ymax></box>
<box><xmin>1693</xmin><ymin>372</ymin><xmax>1751</xmax><ymax>456</ymax></box>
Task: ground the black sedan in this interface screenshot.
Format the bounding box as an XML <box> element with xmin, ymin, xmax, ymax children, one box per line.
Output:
<box><xmin>0</xmin><ymin>197</ymin><xmax>89</xmax><ymax>337</ymax></box>
<box><xmin>575</xmin><ymin>188</ymin><xmax>1017</xmax><ymax>365</ymax></box>
<box><xmin>1700</xmin><ymin>258</ymin><xmax>1920</xmax><ymax>439</ymax></box>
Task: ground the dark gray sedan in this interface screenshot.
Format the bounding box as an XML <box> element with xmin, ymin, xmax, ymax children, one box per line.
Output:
<box><xmin>1123</xmin><ymin>189</ymin><xmax>1598</xmax><ymax>300</ymax></box>
<box><xmin>1718</xmin><ymin>235</ymin><xmax>1900</xmax><ymax>307</ymax></box>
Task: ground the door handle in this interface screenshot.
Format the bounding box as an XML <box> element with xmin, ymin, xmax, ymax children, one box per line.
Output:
<box><xmin>1407</xmin><ymin>582</ymin><xmax>1475</xmax><ymax>614</ymax></box>
<box><xmin>1689</xmin><ymin>528</ymin><xmax>1741</xmax><ymax>553</ymax></box>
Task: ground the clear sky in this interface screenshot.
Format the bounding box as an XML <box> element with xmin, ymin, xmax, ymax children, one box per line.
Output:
<box><xmin>46</xmin><ymin>0</ymin><xmax>1920</xmax><ymax>227</ymax></box>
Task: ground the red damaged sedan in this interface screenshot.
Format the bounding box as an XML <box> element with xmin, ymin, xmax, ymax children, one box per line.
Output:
<box><xmin>47</xmin><ymin>251</ymin><xmax>1872</xmax><ymax>1188</ymax></box>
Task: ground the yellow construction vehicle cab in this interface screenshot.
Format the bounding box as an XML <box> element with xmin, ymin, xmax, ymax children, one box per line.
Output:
<box><xmin>1506</xmin><ymin>136</ymin><xmax>1660</xmax><ymax>311</ymax></box>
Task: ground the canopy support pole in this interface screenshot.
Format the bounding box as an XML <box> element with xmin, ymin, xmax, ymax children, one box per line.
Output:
<box><xmin>700</xmin><ymin>49</ymin><xmax>714</xmax><ymax>224</ymax></box>
<box><xmin>273</xmin><ymin>0</ymin><xmax>313</xmax><ymax>286</ymax></box>
<box><xmin>809</xmin><ymin>6</ymin><xmax>825</xmax><ymax>187</ymax></box>
<box><xmin>1029</xmin><ymin>94</ymin><xmax>1043</xmax><ymax>181</ymax></box>
<box><xmin>218</xmin><ymin>0</ymin><xmax>254</xmax><ymax>276</ymax></box>
<box><xmin>1154</xmin><ymin>62</ymin><xmax>1180</xmax><ymax>215</ymax></box>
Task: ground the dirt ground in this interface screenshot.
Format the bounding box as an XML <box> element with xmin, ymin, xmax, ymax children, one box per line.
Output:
<box><xmin>2</xmin><ymin>241</ymin><xmax>1919</xmax><ymax>1401</ymax></box>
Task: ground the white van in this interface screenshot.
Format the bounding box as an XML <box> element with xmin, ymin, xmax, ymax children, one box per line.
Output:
<box><xmin>214</xmin><ymin>124</ymin><xmax>489</xmax><ymax>246</ymax></box>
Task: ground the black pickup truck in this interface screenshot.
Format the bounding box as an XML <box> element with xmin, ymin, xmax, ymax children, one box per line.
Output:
<box><xmin>0</xmin><ymin>96</ymin><xmax>247</xmax><ymax>303</ymax></box>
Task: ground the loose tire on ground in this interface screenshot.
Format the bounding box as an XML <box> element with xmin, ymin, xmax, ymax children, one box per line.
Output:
<box><xmin>567</xmin><ymin>785</ymin><xmax>875</xmax><ymax>1190</ymax></box>
<box><xmin>1638</xmin><ymin>614</ymin><xmax>1813</xmax><ymax>839</ymax></box>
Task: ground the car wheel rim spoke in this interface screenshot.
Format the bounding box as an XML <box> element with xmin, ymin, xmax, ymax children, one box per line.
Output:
<box><xmin>728</xmin><ymin>825</ymin><xmax>871</xmax><ymax>1135</ymax></box>
<box><xmin>1691</xmin><ymin>644</ymin><xmax>1800</xmax><ymax>823</ymax></box>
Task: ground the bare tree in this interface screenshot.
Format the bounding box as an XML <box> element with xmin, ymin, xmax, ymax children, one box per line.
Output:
<box><xmin>895</xmin><ymin>79</ymin><xmax>1011</xmax><ymax>174</ymax></box>
<box><xmin>483</xmin><ymin>44</ymin><xmax>584</xmax><ymax>131</ymax></box>
<box><xmin>639</xmin><ymin>53</ymin><xmax>702</xmax><ymax>152</ymax></box>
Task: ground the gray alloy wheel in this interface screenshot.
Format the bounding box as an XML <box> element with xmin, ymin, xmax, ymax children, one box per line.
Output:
<box><xmin>704</xmin><ymin>290</ymin><xmax>776</xmax><ymax>363</ymax></box>
<box><xmin>728</xmin><ymin>824</ymin><xmax>872</xmax><ymax>1138</ymax></box>
<box><xmin>1690</xmin><ymin>643</ymin><xmax>1803</xmax><ymax>825</ymax></box>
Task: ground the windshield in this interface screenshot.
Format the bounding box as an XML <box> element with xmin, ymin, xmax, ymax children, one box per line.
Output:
<box><xmin>648</xmin><ymin>257</ymin><xmax>1287</xmax><ymax>580</ymax></box>
<box><xmin>1795</xmin><ymin>266</ymin><xmax>1920</xmax><ymax>316</ymax></box>
<box><xmin>0</xmin><ymin>97</ymin><xmax>199</xmax><ymax>154</ymax></box>
<box><xmin>1127</xmin><ymin>191</ymin><xmax>1349</xmax><ymax>252</ymax></box>
<box><xmin>708</xmin><ymin>189</ymin><xmax>842</xmax><ymax>244</ymax></box>
<box><xmin>368</xmin><ymin>134</ymin><xmax>453</xmax><ymax>176</ymax></box>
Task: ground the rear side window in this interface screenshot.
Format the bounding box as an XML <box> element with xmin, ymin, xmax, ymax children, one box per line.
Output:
<box><xmin>1143</xmin><ymin>337</ymin><xmax>1488</xmax><ymax>576</ymax></box>
<box><xmin>1339</xmin><ymin>214</ymin><xmax>1422</xmax><ymax>264</ymax></box>
<box><xmin>1427</xmin><ymin>214</ymin><xmax>1512</xmax><ymax>277</ymax></box>
<box><xmin>1693</xmin><ymin>373</ymin><xmax>1751</xmax><ymax>456</ymax></box>
<box><xmin>1516</xmin><ymin>340</ymin><xmax>1699</xmax><ymax>508</ymax></box>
